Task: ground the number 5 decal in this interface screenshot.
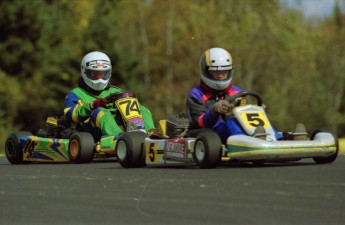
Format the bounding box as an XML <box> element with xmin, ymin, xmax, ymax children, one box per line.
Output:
<box><xmin>240</xmin><ymin>112</ymin><xmax>270</xmax><ymax>128</ymax></box>
<box><xmin>146</xmin><ymin>142</ymin><xmax>157</xmax><ymax>162</ymax></box>
<box><xmin>246</xmin><ymin>113</ymin><xmax>264</xmax><ymax>127</ymax></box>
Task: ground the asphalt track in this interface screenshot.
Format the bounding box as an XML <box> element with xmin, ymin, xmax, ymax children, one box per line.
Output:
<box><xmin>0</xmin><ymin>155</ymin><xmax>344</xmax><ymax>225</ymax></box>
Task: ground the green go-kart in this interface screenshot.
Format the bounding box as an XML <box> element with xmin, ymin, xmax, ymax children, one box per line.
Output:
<box><xmin>5</xmin><ymin>92</ymin><xmax>147</xmax><ymax>164</ymax></box>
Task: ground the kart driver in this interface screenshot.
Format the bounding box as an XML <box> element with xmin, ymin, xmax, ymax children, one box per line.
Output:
<box><xmin>186</xmin><ymin>47</ymin><xmax>284</xmax><ymax>143</ymax></box>
<box><xmin>64</xmin><ymin>51</ymin><xmax>155</xmax><ymax>141</ymax></box>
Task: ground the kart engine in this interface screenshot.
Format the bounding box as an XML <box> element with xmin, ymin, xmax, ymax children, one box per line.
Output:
<box><xmin>165</xmin><ymin>115</ymin><xmax>190</xmax><ymax>138</ymax></box>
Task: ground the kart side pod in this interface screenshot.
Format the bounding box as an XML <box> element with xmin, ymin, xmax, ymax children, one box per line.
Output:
<box><xmin>115</xmin><ymin>129</ymin><xmax>222</xmax><ymax>169</ymax></box>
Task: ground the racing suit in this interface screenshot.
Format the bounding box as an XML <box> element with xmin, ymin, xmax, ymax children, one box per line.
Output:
<box><xmin>186</xmin><ymin>81</ymin><xmax>283</xmax><ymax>143</ymax></box>
<box><xmin>64</xmin><ymin>78</ymin><xmax>155</xmax><ymax>141</ymax></box>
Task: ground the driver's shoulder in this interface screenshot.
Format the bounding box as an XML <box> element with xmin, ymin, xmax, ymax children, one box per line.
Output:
<box><xmin>227</xmin><ymin>85</ymin><xmax>245</xmax><ymax>96</ymax></box>
<box><xmin>102</xmin><ymin>86</ymin><xmax>124</xmax><ymax>95</ymax></box>
<box><xmin>231</xmin><ymin>85</ymin><xmax>245</xmax><ymax>92</ymax></box>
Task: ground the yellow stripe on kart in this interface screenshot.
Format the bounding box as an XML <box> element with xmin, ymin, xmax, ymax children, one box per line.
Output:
<box><xmin>227</xmin><ymin>141</ymin><xmax>337</xmax><ymax>155</ymax></box>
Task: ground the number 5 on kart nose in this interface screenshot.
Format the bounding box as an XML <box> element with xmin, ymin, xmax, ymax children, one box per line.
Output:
<box><xmin>211</xmin><ymin>100</ymin><xmax>233</xmax><ymax>117</ymax></box>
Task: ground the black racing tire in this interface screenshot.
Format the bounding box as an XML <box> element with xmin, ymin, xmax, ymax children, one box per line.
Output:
<box><xmin>311</xmin><ymin>128</ymin><xmax>338</xmax><ymax>164</ymax></box>
<box><xmin>115</xmin><ymin>131</ymin><xmax>147</xmax><ymax>168</ymax></box>
<box><xmin>68</xmin><ymin>132</ymin><xmax>95</xmax><ymax>163</ymax></box>
<box><xmin>5</xmin><ymin>132</ymin><xmax>33</xmax><ymax>164</ymax></box>
<box><xmin>193</xmin><ymin>131</ymin><xmax>222</xmax><ymax>169</ymax></box>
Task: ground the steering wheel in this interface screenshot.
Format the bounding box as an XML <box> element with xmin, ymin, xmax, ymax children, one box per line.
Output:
<box><xmin>225</xmin><ymin>91</ymin><xmax>263</xmax><ymax>106</ymax></box>
<box><xmin>105</xmin><ymin>92</ymin><xmax>136</xmax><ymax>102</ymax></box>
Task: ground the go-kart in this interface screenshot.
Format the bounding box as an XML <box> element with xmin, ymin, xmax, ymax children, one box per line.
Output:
<box><xmin>5</xmin><ymin>92</ymin><xmax>148</xmax><ymax>164</ymax></box>
<box><xmin>115</xmin><ymin>91</ymin><xmax>339</xmax><ymax>168</ymax></box>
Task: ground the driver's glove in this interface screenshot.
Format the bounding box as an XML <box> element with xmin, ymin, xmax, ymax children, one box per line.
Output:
<box><xmin>211</xmin><ymin>100</ymin><xmax>233</xmax><ymax>117</ymax></box>
<box><xmin>90</xmin><ymin>98</ymin><xmax>108</xmax><ymax>110</ymax></box>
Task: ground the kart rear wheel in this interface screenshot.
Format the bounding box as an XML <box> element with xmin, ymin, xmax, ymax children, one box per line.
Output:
<box><xmin>311</xmin><ymin>128</ymin><xmax>338</xmax><ymax>164</ymax></box>
<box><xmin>69</xmin><ymin>132</ymin><xmax>95</xmax><ymax>163</ymax></box>
<box><xmin>116</xmin><ymin>131</ymin><xmax>146</xmax><ymax>168</ymax></box>
<box><xmin>193</xmin><ymin>131</ymin><xmax>222</xmax><ymax>169</ymax></box>
<box><xmin>5</xmin><ymin>132</ymin><xmax>33</xmax><ymax>164</ymax></box>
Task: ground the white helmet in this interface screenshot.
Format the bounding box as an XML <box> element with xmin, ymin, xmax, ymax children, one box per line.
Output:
<box><xmin>81</xmin><ymin>51</ymin><xmax>112</xmax><ymax>91</ymax></box>
<box><xmin>200</xmin><ymin>47</ymin><xmax>233</xmax><ymax>90</ymax></box>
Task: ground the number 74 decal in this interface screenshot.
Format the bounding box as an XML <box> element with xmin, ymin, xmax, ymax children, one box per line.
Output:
<box><xmin>239</xmin><ymin>112</ymin><xmax>271</xmax><ymax>129</ymax></box>
<box><xmin>115</xmin><ymin>97</ymin><xmax>141</xmax><ymax>121</ymax></box>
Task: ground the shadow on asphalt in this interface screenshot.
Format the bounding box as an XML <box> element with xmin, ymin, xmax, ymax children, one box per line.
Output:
<box><xmin>99</xmin><ymin>160</ymin><xmax>320</xmax><ymax>170</ymax></box>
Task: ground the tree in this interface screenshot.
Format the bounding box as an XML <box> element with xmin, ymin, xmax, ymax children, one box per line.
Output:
<box><xmin>0</xmin><ymin>0</ymin><xmax>83</xmax><ymax>131</ymax></box>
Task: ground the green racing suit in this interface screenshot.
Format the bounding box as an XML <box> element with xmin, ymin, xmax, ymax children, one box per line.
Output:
<box><xmin>64</xmin><ymin>78</ymin><xmax>155</xmax><ymax>140</ymax></box>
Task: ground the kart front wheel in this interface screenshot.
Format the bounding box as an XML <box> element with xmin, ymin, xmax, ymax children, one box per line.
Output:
<box><xmin>193</xmin><ymin>131</ymin><xmax>222</xmax><ymax>169</ymax></box>
<box><xmin>69</xmin><ymin>132</ymin><xmax>95</xmax><ymax>163</ymax></box>
<box><xmin>311</xmin><ymin>128</ymin><xmax>338</xmax><ymax>164</ymax></box>
<box><xmin>116</xmin><ymin>131</ymin><xmax>146</xmax><ymax>168</ymax></box>
<box><xmin>5</xmin><ymin>132</ymin><xmax>33</xmax><ymax>164</ymax></box>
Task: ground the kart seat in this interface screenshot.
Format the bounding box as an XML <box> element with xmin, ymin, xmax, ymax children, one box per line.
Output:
<box><xmin>37</xmin><ymin>115</ymin><xmax>81</xmax><ymax>138</ymax></box>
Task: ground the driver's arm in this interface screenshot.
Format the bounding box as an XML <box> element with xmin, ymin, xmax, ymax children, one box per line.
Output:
<box><xmin>64</xmin><ymin>91</ymin><xmax>92</xmax><ymax>123</ymax></box>
<box><xmin>186</xmin><ymin>95</ymin><xmax>219</xmax><ymax>129</ymax></box>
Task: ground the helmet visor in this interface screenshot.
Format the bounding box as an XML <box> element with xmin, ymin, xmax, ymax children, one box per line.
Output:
<box><xmin>207</xmin><ymin>69</ymin><xmax>232</xmax><ymax>81</ymax></box>
<box><xmin>85</xmin><ymin>69</ymin><xmax>111</xmax><ymax>80</ymax></box>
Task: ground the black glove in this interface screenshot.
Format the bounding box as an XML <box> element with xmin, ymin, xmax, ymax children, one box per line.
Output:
<box><xmin>210</xmin><ymin>100</ymin><xmax>233</xmax><ymax>117</ymax></box>
<box><xmin>90</xmin><ymin>98</ymin><xmax>108</xmax><ymax>109</ymax></box>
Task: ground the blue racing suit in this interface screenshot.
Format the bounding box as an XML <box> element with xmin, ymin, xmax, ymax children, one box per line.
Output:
<box><xmin>186</xmin><ymin>81</ymin><xmax>283</xmax><ymax>143</ymax></box>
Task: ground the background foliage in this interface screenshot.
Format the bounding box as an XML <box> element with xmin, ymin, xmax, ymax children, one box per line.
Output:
<box><xmin>1</xmin><ymin>0</ymin><xmax>345</xmax><ymax>153</ymax></box>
